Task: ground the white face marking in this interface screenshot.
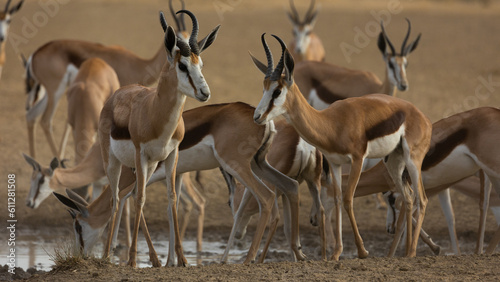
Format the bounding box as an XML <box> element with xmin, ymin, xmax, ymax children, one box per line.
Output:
<box><xmin>365</xmin><ymin>124</ymin><xmax>405</xmax><ymax>159</ymax></box>
<box><xmin>254</xmin><ymin>81</ymin><xmax>288</xmax><ymax>124</ymax></box>
<box><xmin>177</xmin><ymin>56</ymin><xmax>210</xmax><ymax>102</ymax></box>
<box><xmin>0</xmin><ymin>14</ymin><xmax>11</xmax><ymax>42</ymax></box>
<box><xmin>76</xmin><ymin>219</ymin><xmax>105</xmax><ymax>256</ymax></box>
<box><xmin>387</xmin><ymin>56</ymin><xmax>409</xmax><ymax>91</ymax></box>
<box><xmin>293</xmin><ymin>25</ymin><xmax>312</xmax><ymax>55</ymax></box>
<box><xmin>26</xmin><ymin>171</ymin><xmax>52</xmax><ymax>209</ymax></box>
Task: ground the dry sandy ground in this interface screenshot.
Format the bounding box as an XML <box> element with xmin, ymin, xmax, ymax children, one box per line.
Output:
<box><xmin>1</xmin><ymin>0</ymin><xmax>500</xmax><ymax>280</ymax></box>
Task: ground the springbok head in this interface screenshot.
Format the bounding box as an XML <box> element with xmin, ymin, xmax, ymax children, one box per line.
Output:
<box><xmin>22</xmin><ymin>153</ymin><xmax>73</xmax><ymax>209</ymax></box>
<box><xmin>0</xmin><ymin>0</ymin><xmax>23</xmax><ymax>43</ymax></box>
<box><xmin>378</xmin><ymin>19</ymin><xmax>421</xmax><ymax>92</ymax></box>
<box><xmin>53</xmin><ymin>189</ymin><xmax>104</xmax><ymax>256</ymax></box>
<box><xmin>252</xmin><ymin>34</ymin><xmax>295</xmax><ymax>124</ymax></box>
<box><xmin>159</xmin><ymin>10</ymin><xmax>220</xmax><ymax>102</ymax></box>
<box><xmin>287</xmin><ymin>0</ymin><xmax>319</xmax><ymax>56</ymax></box>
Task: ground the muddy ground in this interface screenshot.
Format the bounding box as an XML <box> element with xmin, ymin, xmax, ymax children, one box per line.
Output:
<box><xmin>1</xmin><ymin>0</ymin><xmax>500</xmax><ymax>280</ymax></box>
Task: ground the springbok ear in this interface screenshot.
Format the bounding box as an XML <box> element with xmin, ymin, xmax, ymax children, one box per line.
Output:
<box><xmin>284</xmin><ymin>49</ymin><xmax>295</xmax><ymax>85</ymax></box>
<box><xmin>249</xmin><ymin>52</ymin><xmax>268</xmax><ymax>75</ymax></box>
<box><xmin>377</xmin><ymin>32</ymin><xmax>387</xmax><ymax>57</ymax></box>
<box><xmin>53</xmin><ymin>192</ymin><xmax>89</xmax><ymax>218</ymax></box>
<box><xmin>164</xmin><ymin>26</ymin><xmax>177</xmax><ymax>62</ymax></box>
<box><xmin>23</xmin><ymin>153</ymin><xmax>41</xmax><ymax>171</ymax></box>
<box><xmin>159</xmin><ymin>11</ymin><xmax>168</xmax><ymax>32</ymax></box>
<box><xmin>66</xmin><ymin>188</ymin><xmax>89</xmax><ymax>207</ymax></box>
<box><xmin>8</xmin><ymin>0</ymin><xmax>23</xmax><ymax>15</ymax></box>
<box><xmin>404</xmin><ymin>33</ymin><xmax>421</xmax><ymax>55</ymax></box>
<box><xmin>49</xmin><ymin>157</ymin><xmax>59</xmax><ymax>171</ymax></box>
<box><xmin>198</xmin><ymin>25</ymin><xmax>221</xmax><ymax>53</ymax></box>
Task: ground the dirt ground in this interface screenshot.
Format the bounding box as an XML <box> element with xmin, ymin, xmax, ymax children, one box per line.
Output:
<box><xmin>1</xmin><ymin>0</ymin><xmax>500</xmax><ymax>280</ymax></box>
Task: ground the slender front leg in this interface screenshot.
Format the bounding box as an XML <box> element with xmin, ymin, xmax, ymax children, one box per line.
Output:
<box><xmin>27</xmin><ymin>119</ymin><xmax>37</xmax><ymax>158</ymax></box>
<box><xmin>343</xmin><ymin>158</ymin><xmax>369</xmax><ymax>259</ymax></box>
<box><xmin>406</xmin><ymin>159</ymin><xmax>427</xmax><ymax>257</ymax></box>
<box><xmin>164</xmin><ymin>148</ymin><xmax>187</xmax><ymax>267</ymax></box>
<box><xmin>306</xmin><ymin>179</ymin><xmax>326</xmax><ymax>261</ymax></box>
<box><xmin>128</xmin><ymin>150</ymin><xmax>155</xmax><ymax>267</ymax></box>
<box><xmin>103</xmin><ymin>154</ymin><xmax>122</xmax><ymax>260</ymax></box>
<box><xmin>329</xmin><ymin>163</ymin><xmax>343</xmax><ymax>261</ymax></box>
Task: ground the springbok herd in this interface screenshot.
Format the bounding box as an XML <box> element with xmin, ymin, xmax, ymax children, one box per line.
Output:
<box><xmin>5</xmin><ymin>0</ymin><xmax>499</xmax><ymax>267</ymax></box>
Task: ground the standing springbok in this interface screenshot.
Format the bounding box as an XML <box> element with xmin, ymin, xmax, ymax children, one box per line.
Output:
<box><xmin>295</xmin><ymin>19</ymin><xmax>421</xmax><ymax>110</ymax></box>
<box><xmin>318</xmin><ymin>107</ymin><xmax>500</xmax><ymax>256</ymax></box>
<box><xmin>0</xmin><ymin>0</ymin><xmax>23</xmax><ymax>81</ymax></box>
<box><xmin>251</xmin><ymin>34</ymin><xmax>431</xmax><ymax>260</ymax></box>
<box><xmin>23</xmin><ymin>0</ymin><xmax>189</xmax><ymax>159</ymax></box>
<box><xmin>98</xmin><ymin>10</ymin><xmax>220</xmax><ymax>267</ymax></box>
<box><xmin>287</xmin><ymin>0</ymin><xmax>324</xmax><ymax>62</ymax></box>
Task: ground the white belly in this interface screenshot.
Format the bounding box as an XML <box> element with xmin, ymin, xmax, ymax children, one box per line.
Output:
<box><xmin>365</xmin><ymin>125</ymin><xmax>405</xmax><ymax>159</ymax></box>
<box><xmin>423</xmin><ymin>145</ymin><xmax>480</xmax><ymax>188</ymax></box>
<box><xmin>110</xmin><ymin>139</ymin><xmax>136</xmax><ymax>168</ymax></box>
<box><xmin>177</xmin><ymin>135</ymin><xmax>219</xmax><ymax>173</ymax></box>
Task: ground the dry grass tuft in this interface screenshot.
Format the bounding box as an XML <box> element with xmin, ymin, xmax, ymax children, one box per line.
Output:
<box><xmin>47</xmin><ymin>240</ymin><xmax>110</xmax><ymax>273</ymax></box>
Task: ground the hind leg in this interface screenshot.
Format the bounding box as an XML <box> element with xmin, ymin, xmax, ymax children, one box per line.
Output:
<box><xmin>384</xmin><ymin>150</ymin><xmax>413</xmax><ymax>256</ymax></box>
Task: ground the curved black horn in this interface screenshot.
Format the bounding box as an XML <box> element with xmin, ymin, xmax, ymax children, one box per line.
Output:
<box><xmin>270</xmin><ymin>34</ymin><xmax>287</xmax><ymax>80</ymax></box>
<box><xmin>4</xmin><ymin>0</ymin><xmax>12</xmax><ymax>12</ymax></box>
<box><xmin>177</xmin><ymin>10</ymin><xmax>200</xmax><ymax>55</ymax></box>
<box><xmin>159</xmin><ymin>11</ymin><xmax>168</xmax><ymax>32</ymax></box>
<box><xmin>261</xmin><ymin>33</ymin><xmax>274</xmax><ymax>78</ymax></box>
<box><xmin>304</xmin><ymin>0</ymin><xmax>316</xmax><ymax>24</ymax></box>
<box><xmin>401</xmin><ymin>18</ymin><xmax>411</xmax><ymax>55</ymax></box>
<box><xmin>169</xmin><ymin>0</ymin><xmax>182</xmax><ymax>32</ymax></box>
<box><xmin>380</xmin><ymin>21</ymin><xmax>396</xmax><ymax>55</ymax></box>
<box><xmin>289</xmin><ymin>0</ymin><xmax>299</xmax><ymax>24</ymax></box>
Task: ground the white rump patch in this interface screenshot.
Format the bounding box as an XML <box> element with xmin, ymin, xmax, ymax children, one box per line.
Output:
<box><xmin>365</xmin><ymin>124</ymin><xmax>405</xmax><ymax>159</ymax></box>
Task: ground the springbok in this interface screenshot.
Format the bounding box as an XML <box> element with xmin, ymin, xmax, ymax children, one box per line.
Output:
<box><xmin>320</xmin><ymin>107</ymin><xmax>500</xmax><ymax>256</ymax></box>
<box><xmin>0</xmin><ymin>0</ymin><xmax>23</xmax><ymax>81</ymax></box>
<box><xmin>64</xmin><ymin>58</ymin><xmax>119</xmax><ymax>164</ymax></box>
<box><xmin>23</xmin><ymin>0</ymin><xmax>188</xmax><ymax>159</ymax></box>
<box><xmin>98</xmin><ymin>10</ymin><xmax>220</xmax><ymax>267</ymax></box>
<box><xmin>287</xmin><ymin>0</ymin><xmax>324</xmax><ymax>62</ymax></box>
<box><xmin>251</xmin><ymin>33</ymin><xmax>431</xmax><ymax>260</ymax></box>
<box><xmin>295</xmin><ymin>19</ymin><xmax>421</xmax><ymax>110</ymax></box>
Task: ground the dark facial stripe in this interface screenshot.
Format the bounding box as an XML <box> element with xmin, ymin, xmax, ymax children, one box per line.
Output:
<box><xmin>311</xmin><ymin>78</ymin><xmax>345</xmax><ymax>104</ymax></box>
<box><xmin>75</xmin><ymin>219</ymin><xmax>85</xmax><ymax>253</ymax></box>
<box><xmin>179</xmin><ymin>122</ymin><xmax>211</xmax><ymax>151</ymax></box>
<box><xmin>366</xmin><ymin>111</ymin><xmax>406</xmax><ymax>141</ymax></box>
<box><xmin>110</xmin><ymin>118</ymin><xmax>131</xmax><ymax>140</ymax></box>
<box><xmin>422</xmin><ymin>128</ymin><xmax>468</xmax><ymax>171</ymax></box>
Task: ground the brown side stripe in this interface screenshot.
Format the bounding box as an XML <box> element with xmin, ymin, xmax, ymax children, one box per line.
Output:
<box><xmin>110</xmin><ymin>118</ymin><xmax>131</xmax><ymax>140</ymax></box>
<box><xmin>312</xmin><ymin>78</ymin><xmax>346</xmax><ymax>104</ymax></box>
<box><xmin>422</xmin><ymin>128</ymin><xmax>468</xmax><ymax>171</ymax></box>
<box><xmin>366</xmin><ymin>111</ymin><xmax>406</xmax><ymax>141</ymax></box>
<box><xmin>179</xmin><ymin>123</ymin><xmax>211</xmax><ymax>151</ymax></box>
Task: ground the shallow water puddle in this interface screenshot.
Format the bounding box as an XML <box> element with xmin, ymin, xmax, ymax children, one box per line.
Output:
<box><xmin>0</xmin><ymin>228</ymin><xmax>269</xmax><ymax>271</ymax></box>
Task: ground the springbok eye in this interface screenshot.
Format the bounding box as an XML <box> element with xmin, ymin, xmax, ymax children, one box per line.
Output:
<box><xmin>178</xmin><ymin>62</ymin><xmax>188</xmax><ymax>73</ymax></box>
<box><xmin>38</xmin><ymin>177</ymin><xmax>44</xmax><ymax>185</ymax></box>
<box><xmin>305</xmin><ymin>30</ymin><xmax>312</xmax><ymax>36</ymax></box>
<box><xmin>388</xmin><ymin>61</ymin><xmax>395</xmax><ymax>69</ymax></box>
<box><xmin>272</xmin><ymin>89</ymin><xmax>282</xmax><ymax>99</ymax></box>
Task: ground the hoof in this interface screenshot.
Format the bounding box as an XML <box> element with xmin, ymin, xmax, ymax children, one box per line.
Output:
<box><xmin>432</xmin><ymin>246</ymin><xmax>441</xmax><ymax>256</ymax></box>
<box><xmin>127</xmin><ymin>259</ymin><xmax>137</xmax><ymax>267</ymax></box>
<box><xmin>358</xmin><ymin>250</ymin><xmax>369</xmax><ymax>259</ymax></box>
